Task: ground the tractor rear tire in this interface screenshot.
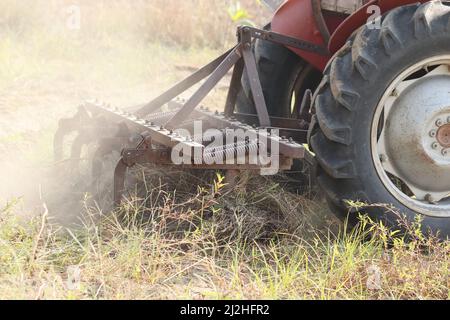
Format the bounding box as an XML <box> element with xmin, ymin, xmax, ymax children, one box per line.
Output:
<box><xmin>310</xmin><ymin>1</ymin><xmax>450</xmax><ymax>238</ymax></box>
<box><xmin>236</xmin><ymin>31</ymin><xmax>322</xmax><ymax>117</ymax></box>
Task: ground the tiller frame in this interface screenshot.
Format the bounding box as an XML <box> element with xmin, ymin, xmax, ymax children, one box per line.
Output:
<box><xmin>55</xmin><ymin>26</ymin><xmax>327</xmax><ymax>205</ymax></box>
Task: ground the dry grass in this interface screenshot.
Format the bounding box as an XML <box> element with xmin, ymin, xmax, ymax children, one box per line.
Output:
<box><xmin>0</xmin><ymin>1</ymin><xmax>449</xmax><ymax>301</ymax></box>
<box><xmin>0</xmin><ymin>0</ymin><xmax>269</xmax><ymax>48</ymax></box>
<box><xmin>0</xmin><ymin>171</ymin><xmax>449</xmax><ymax>300</ymax></box>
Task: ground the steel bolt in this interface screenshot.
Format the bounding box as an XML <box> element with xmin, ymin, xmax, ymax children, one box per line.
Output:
<box><xmin>429</xmin><ymin>130</ymin><xmax>437</xmax><ymax>137</ymax></box>
<box><xmin>436</xmin><ymin>119</ymin><xmax>443</xmax><ymax>127</ymax></box>
<box><xmin>432</xmin><ymin>142</ymin><xmax>439</xmax><ymax>149</ymax></box>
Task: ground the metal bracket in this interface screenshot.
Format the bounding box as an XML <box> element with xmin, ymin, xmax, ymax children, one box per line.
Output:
<box><xmin>54</xmin><ymin>25</ymin><xmax>318</xmax><ymax>207</ymax></box>
<box><xmin>133</xmin><ymin>25</ymin><xmax>328</xmax><ymax>130</ymax></box>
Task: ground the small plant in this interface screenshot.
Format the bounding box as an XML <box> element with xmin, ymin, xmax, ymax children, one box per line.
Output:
<box><xmin>227</xmin><ymin>1</ymin><xmax>255</xmax><ymax>26</ymax></box>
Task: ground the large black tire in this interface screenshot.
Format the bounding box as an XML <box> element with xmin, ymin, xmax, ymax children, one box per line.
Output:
<box><xmin>310</xmin><ymin>1</ymin><xmax>450</xmax><ymax>238</ymax></box>
<box><xmin>237</xmin><ymin>33</ymin><xmax>322</xmax><ymax>117</ymax></box>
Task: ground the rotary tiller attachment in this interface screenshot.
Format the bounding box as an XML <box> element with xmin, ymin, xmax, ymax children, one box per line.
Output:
<box><xmin>54</xmin><ymin>26</ymin><xmax>324</xmax><ymax>207</ymax></box>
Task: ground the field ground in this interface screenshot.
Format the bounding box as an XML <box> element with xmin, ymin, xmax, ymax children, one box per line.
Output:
<box><xmin>0</xmin><ymin>1</ymin><xmax>449</xmax><ymax>300</ymax></box>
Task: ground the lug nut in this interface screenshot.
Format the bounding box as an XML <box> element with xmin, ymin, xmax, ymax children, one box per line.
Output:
<box><xmin>432</xmin><ymin>142</ymin><xmax>439</xmax><ymax>149</ymax></box>
<box><xmin>429</xmin><ymin>130</ymin><xmax>437</xmax><ymax>137</ymax></box>
<box><xmin>442</xmin><ymin>149</ymin><xmax>448</xmax><ymax>156</ymax></box>
<box><xmin>436</xmin><ymin>119</ymin><xmax>443</xmax><ymax>127</ymax></box>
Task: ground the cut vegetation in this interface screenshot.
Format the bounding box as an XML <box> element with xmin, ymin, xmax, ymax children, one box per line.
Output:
<box><xmin>0</xmin><ymin>0</ymin><xmax>449</xmax><ymax>300</ymax></box>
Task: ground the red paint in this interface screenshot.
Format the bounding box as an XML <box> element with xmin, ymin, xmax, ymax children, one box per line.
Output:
<box><xmin>271</xmin><ymin>0</ymin><xmax>346</xmax><ymax>70</ymax></box>
<box><xmin>271</xmin><ymin>0</ymin><xmax>430</xmax><ymax>71</ymax></box>
<box><xmin>329</xmin><ymin>0</ymin><xmax>430</xmax><ymax>53</ymax></box>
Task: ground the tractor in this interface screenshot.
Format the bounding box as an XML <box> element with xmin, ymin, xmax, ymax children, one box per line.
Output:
<box><xmin>55</xmin><ymin>0</ymin><xmax>450</xmax><ymax>238</ymax></box>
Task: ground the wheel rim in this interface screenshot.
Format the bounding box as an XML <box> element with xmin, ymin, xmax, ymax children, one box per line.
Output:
<box><xmin>372</xmin><ymin>55</ymin><xmax>450</xmax><ymax>217</ymax></box>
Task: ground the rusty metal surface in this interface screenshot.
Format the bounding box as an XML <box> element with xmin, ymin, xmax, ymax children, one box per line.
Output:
<box><xmin>245</xmin><ymin>26</ymin><xmax>329</xmax><ymax>56</ymax></box>
<box><xmin>165</xmin><ymin>46</ymin><xmax>242</xmax><ymax>130</ymax></box>
<box><xmin>241</xmin><ymin>31</ymin><xmax>271</xmax><ymax>128</ymax></box>
<box><xmin>224</xmin><ymin>58</ymin><xmax>244</xmax><ymax>117</ymax></box>
<box><xmin>55</xmin><ymin>25</ymin><xmax>314</xmax><ymax>206</ymax></box>
<box><xmin>86</xmin><ymin>100</ymin><xmax>306</xmax><ymax>160</ymax></box>
<box><xmin>437</xmin><ymin>124</ymin><xmax>450</xmax><ymax>148</ymax></box>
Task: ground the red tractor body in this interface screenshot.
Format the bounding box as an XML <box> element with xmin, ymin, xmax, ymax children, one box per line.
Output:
<box><xmin>271</xmin><ymin>0</ymin><xmax>430</xmax><ymax>70</ymax></box>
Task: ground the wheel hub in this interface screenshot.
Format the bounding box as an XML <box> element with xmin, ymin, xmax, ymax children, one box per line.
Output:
<box><xmin>436</xmin><ymin>123</ymin><xmax>450</xmax><ymax>148</ymax></box>
<box><xmin>373</xmin><ymin>59</ymin><xmax>450</xmax><ymax>216</ymax></box>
